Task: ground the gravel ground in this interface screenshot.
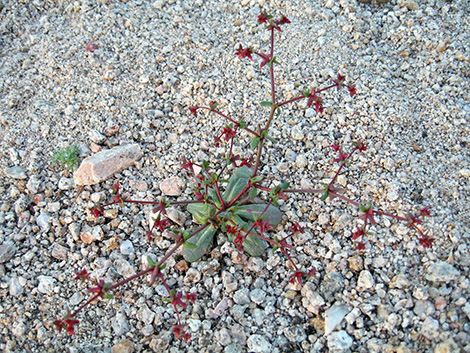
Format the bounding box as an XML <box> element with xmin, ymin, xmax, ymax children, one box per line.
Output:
<box><xmin>0</xmin><ymin>0</ymin><xmax>469</xmax><ymax>352</ymax></box>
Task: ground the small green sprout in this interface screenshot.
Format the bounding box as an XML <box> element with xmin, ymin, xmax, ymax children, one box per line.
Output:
<box><xmin>52</xmin><ymin>145</ymin><xmax>80</xmax><ymax>171</ymax></box>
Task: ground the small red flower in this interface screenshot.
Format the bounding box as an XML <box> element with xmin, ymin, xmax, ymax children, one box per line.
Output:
<box><xmin>352</xmin><ymin>226</ymin><xmax>366</xmax><ymax>240</ymax></box>
<box><xmin>221</xmin><ymin>126</ymin><xmax>237</xmax><ymax>142</ymax></box>
<box><xmin>277</xmin><ymin>15</ymin><xmax>291</xmax><ymax>25</ymax></box>
<box><xmin>356</xmin><ymin>241</ymin><xmax>366</xmax><ymax>250</ymax></box>
<box><xmin>233</xmin><ymin>233</ymin><xmax>245</xmax><ymax>251</ymax></box>
<box><xmin>289</xmin><ymin>271</ymin><xmax>305</xmax><ymax>284</ymax></box>
<box><xmin>171</xmin><ymin>291</ymin><xmax>187</xmax><ymax>310</ymax></box>
<box><xmin>290</xmin><ymin>223</ymin><xmax>305</xmax><ymax>234</ymax></box>
<box><xmin>74</xmin><ymin>269</ymin><xmax>90</xmax><ymax>281</ymax></box>
<box><xmin>420</xmin><ymin>206</ymin><xmax>431</xmax><ymax>217</ymax></box>
<box><xmin>185</xmin><ymin>292</ymin><xmax>197</xmax><ymax>304</ymax></box>
<box><xmin>333</xmin><ymin>74</ymin><xmax>346</xmax><ymax>91</ymax></box>
<box><xmin>172</xmin><ymin>324</ymin><xmax>185</xmax><ymax>339</ymax></box>
<box><xmin>188</xmin><ymin>106</ymin><xmax>198</xmax><ymax>117</ymax></box>
<box><xmin>347</xmin><ymin>85</ymin><xmax>357</xmax><ymax>97</ymax></box>
<box><xmin>418</xmin><ymin>236</ymin><xmax>434</xmax><ymax>248</ymax></box>
<box><xmin>254</xmin><ymin>219</ymin><xmax>271</xmax><ymax>235</ymax></box>
<box><xmin>239</xmin><ymin>158</ymin><xmax>252</xmax><ymax>168</ymax></box>
<box><xmin>257</xmin><ymin>13</ymin><xmax>270</xmax><ymax>24</ymax></box>
<box><xmin>53</xmin><ymin>318</ymin><xmax>80</xmax><ymax>335</ymax></box>
<box><xmin>90</xmin><ymin>207</ymin><xmax>103</xmax><ymax>218</ymax></box>
<box><xmin>235</xmin><ymin>44</ymin><xmax>253</xmax><ymax>61</ymax></box>
<box><xmin>353</xmin><ymin>140</ymin><xmax>367</xmax><ymax>152</ymax></box>
<box><xmin>256</xmin><ymin>52</ymin><xmax>271</xmax><ymax>68</ymax></box>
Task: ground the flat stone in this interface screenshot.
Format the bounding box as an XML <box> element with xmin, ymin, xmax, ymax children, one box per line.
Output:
<box><xmin>301</xmin><ymin>282</ymin><xmax>325</xmax><ymax>315</ymax></box>
<box><xmin>58</xmin><ymin>177</ymin><xmax>75</xmax><ymax>190</ymax></box>
<box><xmin>434</xmin><ymin>338</ymin><xmax>460</xmax><ymax>353</ymax></box>
<box><xmin>425</xmin><ymin>261</ymin><xmax>460</xmax><ymax>282</ymax></box>
<box><xmin>51</xmin><ymin>243</ymin><xmax>68</xmax><ymax>260</ymax></box>
<box><xmin>421</xmin><ymin>317</ymin><xmax>439</xmax><ymax>340</ymax></box>
<box><xmin>37</xmin><ymin>275</ymin><xmax>55</xmax><ymax>295</ymax></box>
<box><xmin>324</xmin><ymin>303</ymin><xmax>350</xmax><ymax>336</ymax></box>
<box><xmin>357</xmin><ymin>270</ymin><xmax>375</xmax><ymax>291</ymax></box>
<box><xmin>0</xmin><ymin>242</ymin><xmax>16</xmax><ymax>263</ymax></box>
<box><xmin>4</xmin><ymin>166</ymin><xmax>28</xmax><ymax>179</ymax></box>
<box><xmin>247</xmin><ymin>334</ymin><xmax>271</xmax><ymax>353</ymax></box>
<box><xmin>80</xmin><ymin>226</ymin><xmax>104</xmax><ymax>244</ymax></box>
<box><xmin>74</xmin><ymin>144</ymin><xmax>143</xmax><ymax>185</ymax></box>
<box><xmin>159</xmin><ymin>177</ymin><xmax>183</xmax><ymax>196</ymax></box>
<box><xmin>111</xmin><ymin>339</ymin><xmax>134</xmax><ymax>353</ymax></box>
<box><xmin>327</xmin><ymin>331</ymin><xmax>353</xmax><ymax>351</ymax></box>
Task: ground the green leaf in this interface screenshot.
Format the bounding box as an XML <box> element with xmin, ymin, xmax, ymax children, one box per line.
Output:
<box><xmin>250</xmin><ymin>175</ymin><xmax>264</xmax><ymax>184</ymax></box>
<box><xmin>250</xmin><ymin>137</ymin><xmax>260</xmax><ymax>149</ymax></box>
<box><xmin>182</xmin><ymin>226</ymin><xmax>217</xmax><ymax>262</ymax></box>
<box><xmin>260</xmin><ymin>101</ymin><xmax>274</xmax><ymax>107</ymax></box>
<box><xmin>188</xmin><ymin>203</ymin><xmax>216</xmax><ymax>225</ymax></box>
<box><xmin>103</xmin><ymin>292</ymin><xmax>113</xmax><ymax>300</ymax></box>
<box><xmin>248</xmin><ymin>186</ymin><xmax>258</xmax><ymax>200</ymax></box>
<box><xmin>267</xmin><ymin>136</ymin><xmax>278</xmax><ymax>143</ymax></box>
<box><xmin>232</xmin><ymin>204</ymin><xmax>282</xmax><ymax>227</ymax></box>
<box><xmin>147</xmin><ymin>256</ymin><xmax>157</xmax><ymax>267</ymax></box>
<box><xmin>223</xmin><ymin>166</ymin><xmax>253</xmax><ymax>202</ymax></box>
<box><xmin>183</xmin><ymin>242</ymin><xmax>198</xmax><ymax>249</ymax></box>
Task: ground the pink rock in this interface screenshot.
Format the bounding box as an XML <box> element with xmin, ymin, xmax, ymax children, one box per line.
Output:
<box><xmin>159</xmin><ymin>177</ymin><xmax>183</xmax><ymax>196</ymax></box>
<box><xmin>74</xmin><ymin>144</ymin><xmax>143</xmax><ymax>185</ymax></box>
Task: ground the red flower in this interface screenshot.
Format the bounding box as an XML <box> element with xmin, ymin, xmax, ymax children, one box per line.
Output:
<box><xmin>356</xmin><ymin>241</ymin><xmax>366</xmax><ymax>250</ymax></box>
<box><xmin>222</xmin><ymin>126</ymin><xmax>237</xmax><ymax>142</ymax></box>
<box><xmin>74</xmin><ymin>269</ymin><xmax>90</xmax><ymax>281</ymax></box>
<box><xmin>347</xmin><ymin>85</ymin><xmax>357</xmax><ymax>97</ymax></box>
<box><xmin>256</xmin><ymin>52</ymin><xmax>271</xmax><ymax>69</ymax></box>
<box><xmin>290</xmin><ymin>223</ymin><xmax>305</xmax><ymax>234</ymax></box>
<box><xmin>171</xmin><ymin>291</ymin><xmax>187</xmax><ymax>310</ymax></box>
<box><xmin>258</xmin><ymin>13</ymin><xmax>270</xmax><ymax>24</ymax></box>
<box><xmin>333</xmin><ymin>74</ymin><xmax>346</xmax><ymax>91</ymax></box>
<box><xmin>152</xmin><ymin>215</ymin><xmax>168</xmax><ymax>233</ymax></box>
<box><xmin>85</xmin><ymin>43</ymin><xmax>98</xmax><ymax>52</ymax></box>
<box><xmin>418</xmin><ymin>236</ymin><xmax>434</xmax><ymax>248</ymax></box>
<box><xmin>352</xmin><ymin>226</ymin><xmax>366</xmax><ymax>240</ymax></box>
<box><xmin>289</xmin><ymin>271</ymin><xmax>305</xmax><ymax>284</ymax></box>
<box><xmin>235</xmin><ymin>45</ymin><xmax>253</xmax><ymax>61</ymax></box>
<box><xmin>90</xmin><ymin>207</ymin><xmax>103</xmax><ymax>218</ymax></box>
<box><xmin>353</xmin><ymin>140</ymin><xmax>367</xmax><ymax>152</ymax></box>
<box><xmin>53</xmin><ymin>318</ymin><xmax>80</xmax><ymax>335</ymax></box>
<box><xmin>188</xmin><ymin>106</ymin><xmax>198</xmax><ymax>117</ymax></box>
<box><xmin>239</xmin><ymin>158</ymin><xmax>252</xmax><ymax>168</ymax></box>
<box><xmin>306</xmin><ymin>89</ymin><xmax>324</xmax><ymax>114</ymax></box>
<box><xmin>172</xmin><ymin>324</ymin><xmax>185</xmax><ymax>339</ymax></box>
<box><xmin>233</xmin><ymin>233</ymin><xmax>245</xmax><ymax>251</ymax></box>
<box><xmin>185</xmin><ymin>292</ymin><xmax>197</xmax><ymax>304</ymax></box>
<box><xmin>254</xmin><ymin>219</ymin><xmax>271</xmax><ymax>235</ymax></box>
<box><xmin>420</xmin><ymin>206</ymin><xmax>431</xmax><ymax>217</ymax></box>
<box><xmin>277</xmin><ymin>15</ymin><xmax>291</xmax><ymax>25</ymax></box>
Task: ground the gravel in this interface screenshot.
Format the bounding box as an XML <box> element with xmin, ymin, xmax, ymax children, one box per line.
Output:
<box><xmin>0</xmin><ymin>0</ymin><xmax>469</xmax><ymax>352</ymax></box>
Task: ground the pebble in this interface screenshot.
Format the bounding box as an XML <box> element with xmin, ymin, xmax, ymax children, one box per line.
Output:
<box><xmin>357</xmin><ymin>270</ymin><xmax>375</xmax><ymax>292</ymax></box>
<box><xmin>136</xmin><ymin>305</ymin><xmax>155</xmax><ymax>325</ymax></box>
<box><xmin>4</xmin><ymin>166</ymin><xmax>28</xmax><ymax>179</ymax></box>
<box><xmin>327</xmin><ymin>330</ymin><xmax>353</xmax><ymax>351</ymax></box>
<box><xmin>120</xmin><ymin>240</ymin><xmax>134</xmax><ymax>255</ymax></box>
<box><xmin>80</xmin><ymin>226</ymin><xmax>104</xmax><ymax>244</ymax></box>
<box><xmin>111</xmin><ymin>339</ymin><xmax>134</xmax><ymax>353</ymax></box>
<box><xmin>249</xmin><ymin>288</ymin><xmax>266</xmax><ymax>305</ymax></box>
<box><xmin>9</xmin><ymin>277</ymin><xmax>24</xmax><ymax>297</ymax></box>
<box><xmin>420</xmin><ymin>317</ymin><xmax>439</xmax><ymax>340</ymax></box>
<box><xmin>74</xmin><ymin>144</ymin><xmax>143</xmax><ymax>185</ymax></box>
<box><xmin>0</xmin><ymin>242</ymin><xmax>16</xmax><ymax>263</ymax></box>
<box><xmin>58</xmin><ymin>177</ymin><xmax>75</xmax><ymax>190</ymax></box>
<box><xmin>37</xmin><ymin>275</ymin><xmax>55</xmax><ymax>295</ymax></box>
<box><xmin>159</xmin><ymin>177</ymin><xmax>183</xmax><ymax>196</ymax></box>
<box><xmin>51</xmin><ymin>243</ymin><xmax>68</xmax><ymax>260</ymax></box>
<box><xmin>434</xmin><ymin>338</ymin><xmax>459</xmax><ymax>353</ymax></box>
<box><xmin>324</xmin><ymin>303</ymin><xmax>350</xmax><ymax>336</ymax></box>
<box><xmin>112</xmin><ymin>311</ymin><xmax>130</xmax><ymax>335</ymax></box>
<box><xmin>247</xmin><ymin>334</ymin><xmax>271</xmax><ymax>353</ymax></box>
<box><xmin>113</xmin><ymin>257</ymin><xmax>136</xmax><ymax>277</ymax></box>
<box><xmin>36</xmin><ymin>212</ymin><xmax>51</xmax><ymax>232</ymax></box>
<box><xmin>425</xmin><ymin>261</ymin><xmax>460</xmax><ymax>282</ymax></box>
<box><xmin>216</xmin><ymin>327</ymin><xmax>232</xmax><ymax>346</ymax></box>
<box><xmin>233</xmin><ymin>288</ymin><xmax>251</xmax><ymax>305</ymax></box>
<box><xmin>291</xmin><ymin>125</ymin><xmax>304</xmax><ymax>141</ymax></box>
<box><xmin>301</xmin><ymin>282</ymin><xmax>325</xmax><ymax>315</ymax></box>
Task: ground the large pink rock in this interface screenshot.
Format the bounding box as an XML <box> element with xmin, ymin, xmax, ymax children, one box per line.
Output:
<box><xmin>74</xmin><ymin>144</ymin><xmax>143</xmax><ymax>185</ymax></box>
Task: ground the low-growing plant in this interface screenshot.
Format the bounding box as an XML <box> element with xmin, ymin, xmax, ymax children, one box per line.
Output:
<box><xmin>52</xmin><ymin>145</ymin><xmax>80</xmax><ymax>172</ymax></box>
<box><xmin>54</xmin><ymin>13</ymin><xmax>432</xmax><ymax>341</ymax></box>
